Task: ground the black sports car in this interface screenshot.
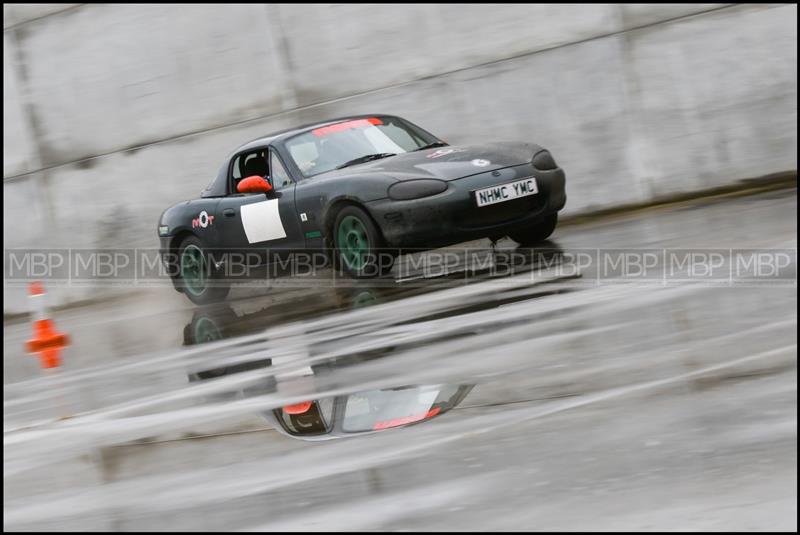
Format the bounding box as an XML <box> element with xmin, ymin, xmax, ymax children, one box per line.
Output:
<box><xmin>158</xmin><ymin>114</ymin><xmax>566</xmax><ymax>304</ymax></box>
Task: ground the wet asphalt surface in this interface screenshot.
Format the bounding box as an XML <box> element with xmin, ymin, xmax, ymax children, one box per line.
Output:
<box><xmin>3</xmin><ymin>189</ymin><xmax>797</xmax><ymax>531</ymax></box>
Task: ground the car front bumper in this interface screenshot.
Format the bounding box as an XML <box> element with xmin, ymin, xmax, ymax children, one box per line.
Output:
<box><xmin>366</xmin><ymin>163</ymin><xmax>566</xmax><ymax>249</ymax></box>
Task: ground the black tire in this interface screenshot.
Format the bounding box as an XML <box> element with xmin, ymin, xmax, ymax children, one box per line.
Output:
<box><xmin>509</xmin><ymin>213</ymin><xmax>558</xmax><ymax>246</ymax></box>
<box><xmin>333</xmin><ymin>205</ymin><xmax>395</xmax><ymax>278</ymax></box>
<box><xmin>177</xmin><ymin>236</ymin><xmax>231</xmax><ymax>305</ymax></box>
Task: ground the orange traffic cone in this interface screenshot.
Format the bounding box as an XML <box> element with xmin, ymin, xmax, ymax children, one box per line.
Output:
<box><xmin>25</xmin><ymin>281</ymin><xmax>69</xmax><ymax>369</ymax></box>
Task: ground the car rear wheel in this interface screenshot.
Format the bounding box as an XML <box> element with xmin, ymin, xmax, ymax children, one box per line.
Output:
<box><xmin>509</xmin><ymin>213</ymin><xmax>558</xmax><ymax>246</ymax></box>
<box><xmin>333</xmin><ymin>206</ymin><xmax>394</xmax><ymax>278</ymax></box>
<box><xmin>178</xmin><ymin>236</ymin><xmax>231</xmax><ymax>305</ymax></box>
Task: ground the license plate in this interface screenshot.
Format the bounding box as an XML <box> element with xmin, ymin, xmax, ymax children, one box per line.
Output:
<box><xmin>474</xmin><ymin>177</ymin><xmax>538</xmax><ymax>207</ymax></box>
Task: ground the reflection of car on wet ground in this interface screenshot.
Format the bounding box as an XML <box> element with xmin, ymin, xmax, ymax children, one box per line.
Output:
<box><xmin>189</xmin><ymin>347</ymin><xmax>472</xmax><ymax>441</ymax></box>
<box><xmin>264</xmin><ymin>384</ymin><xmax>474</xmax><ymax>441</ymax></box>
<box><xmin>158</xmin><ymin>114</ymin><xmax>567</xmax><ymax>304</ymax></box>
<box><xmin>183</xmin><ymin>284</ymin><xmax>410</xmax><ymax>347</ymax></box>
<box><xmin>182</xmin><ymin>244</ymin><xmax>569</xmax><ymax>348</ymax></box>
<box><xmin>182</xmin><ymin>257</ymin><xmax>577</xmax><ymax>440</ymax></box>
<box><xmin>185</xmin><ymin>297</ymin><xmax>475</xmax><ymax>441</ymax></box>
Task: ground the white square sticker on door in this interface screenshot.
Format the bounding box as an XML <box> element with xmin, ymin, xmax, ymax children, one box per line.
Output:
<box><xmin>240</xmin><ymin>200</ymin><xmax>287</xmax><ymax>244</ymax></box>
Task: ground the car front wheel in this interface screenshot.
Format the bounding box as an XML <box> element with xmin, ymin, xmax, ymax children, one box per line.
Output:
<box><xmin>333</xmin><ymin>206</ymin><xmax>394</xmax><ymax>278</ymax></box>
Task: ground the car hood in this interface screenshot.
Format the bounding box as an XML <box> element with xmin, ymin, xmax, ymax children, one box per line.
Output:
<box><xmin>320</xmin><ymin>142</ymin><xmax>542</xmax><ymax>182</ymax></box>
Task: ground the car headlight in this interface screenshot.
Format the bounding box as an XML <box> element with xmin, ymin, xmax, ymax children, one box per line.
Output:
<box><xmin>158</xmin><ymin>225</ymin><xmax>170</xmax><ymax>236</ymax></box>
<box><xmin>532</xmin><ymin>150</ymin><xmax>557</xmax><ymax>171</ymax></box>
<box><xmin>388</xmin><ymin>179</ymin><xmax>448</xmax><ymax>200</ymax></box>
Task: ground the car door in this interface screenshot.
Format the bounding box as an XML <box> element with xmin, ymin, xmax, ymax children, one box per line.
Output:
<box><xmin>215</xmin><ymin>148</ymin><xmax>303</xmax><ymax>272</ymax></box>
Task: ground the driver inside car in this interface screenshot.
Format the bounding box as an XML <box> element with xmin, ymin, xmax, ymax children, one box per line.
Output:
<box><xmin>242</xmin><ymin>154</ymin><xmax>268</xmax><ymax>179</ymax></box>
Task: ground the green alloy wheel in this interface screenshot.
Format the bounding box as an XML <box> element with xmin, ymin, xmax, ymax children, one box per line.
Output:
<box><xmin>181</xmin><ymin>244</ymin><xmax>207</xmax><ymax>297</ymax></box>
<box><xmin>177</xmin><ymin>236</ymin><xmax>230</xmax><ymax>305</ymax></box>
<box><xmin>333</xmin><ymin>206</ymin><xmax>394</xmax><ymax>278</ymax></box>
<box><xmin>337</xmin><ymin>215</ymin><xmax>371</xmax><ymax>271</ymax></box>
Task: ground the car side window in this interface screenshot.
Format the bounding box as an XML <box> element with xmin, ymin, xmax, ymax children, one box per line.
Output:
<box><xmin>230</xmin><ymin>150</ymin><xmax>269</xmax><ymax>194</ymax></box>
<box><xmin>270</xmin><ymin>151</ymin><xmax>294</xmax><ymax>190</ymax></box>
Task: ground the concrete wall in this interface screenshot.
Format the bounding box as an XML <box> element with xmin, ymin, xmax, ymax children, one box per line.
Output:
<box><xmin>3</xmin><ymin>3</ymin><xmax>797</xmax><ymax>311</ymax></box>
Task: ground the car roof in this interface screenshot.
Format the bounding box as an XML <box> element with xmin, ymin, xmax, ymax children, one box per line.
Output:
<box><xmin>202</xmin><ymin>113</ymin><xmax>404</xmax><ymax>198</ymax></box>
<box><xmin>234</xmin><ymin>113</ymin><xmax>396</xmax><ymax>153</ymax></box>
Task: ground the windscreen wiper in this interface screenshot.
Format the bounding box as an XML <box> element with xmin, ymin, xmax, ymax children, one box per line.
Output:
<box><xmin>335</xmin><ymin>153</ymin><xmax>397</xmax><ymax>170</ymax></box>
<box><xmin>415</xmin><ymin>141</ymin><xmax>448</xmax><ymax>151</ymax></box>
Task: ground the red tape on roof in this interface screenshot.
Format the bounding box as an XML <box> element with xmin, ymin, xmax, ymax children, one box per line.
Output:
<box><xmin>312</xmin><ymin>117</ymin><xmax>383</xmax><ymax>137</ymax></box>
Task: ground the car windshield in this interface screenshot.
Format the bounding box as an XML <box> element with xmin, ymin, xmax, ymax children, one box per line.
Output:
<box><xmin>342</xmin><ymin>385</ymin><xmax>463</xmax><ymax>432</ymax></box>
<box><xmin>284</xmin><ymin>117</ymin><xmax>440</xmax><ymax>178</ymax></box>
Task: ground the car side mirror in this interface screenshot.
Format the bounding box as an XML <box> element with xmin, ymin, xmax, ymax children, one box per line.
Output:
<box><xmin>237</xmin><ymin>175</ymin><xmax>273</xmax><ymax>194</ymax></box>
